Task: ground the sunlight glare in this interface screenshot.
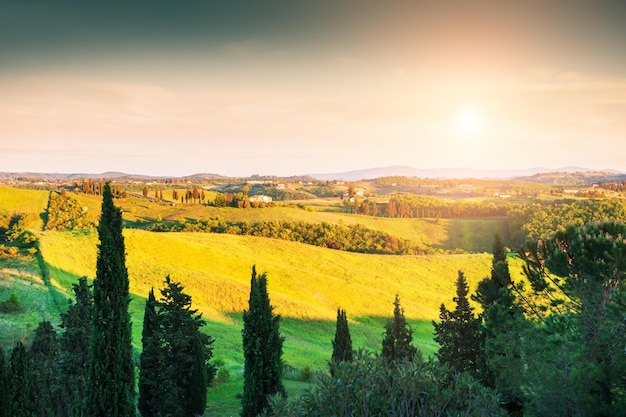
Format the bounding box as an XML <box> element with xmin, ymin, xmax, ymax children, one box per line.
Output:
<box><xmin>455</xmin><ymin>108</ymin><xmax>484</xmax><ymax>135</ymax></box>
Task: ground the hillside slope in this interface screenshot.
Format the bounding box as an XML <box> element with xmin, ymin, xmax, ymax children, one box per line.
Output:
<box><xmin>38</xmin><ymin>229</ymin><xmax>519</xmax><ymax>368</ymax></box>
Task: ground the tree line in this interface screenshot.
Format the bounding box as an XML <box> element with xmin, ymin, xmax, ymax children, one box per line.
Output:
<box><xmin>148</xmin><ymin>218</ymin><xmax>421</xmax><ymax>254</ymax></box>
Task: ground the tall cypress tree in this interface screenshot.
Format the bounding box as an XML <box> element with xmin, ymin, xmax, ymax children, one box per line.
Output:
<box><xmin>138</xmin><ymin>289</ymin><xmax>160</xmax><ymax>417</ymax></box>
<box><xmin>59</xmin><ymin>277</ymin><xmax>93</xmax><ymax>416</ymax></box>
<box><xmin>0</xmin><ymin>349</ymin><xmax>9</xmax><ymax>417</ymax></box>
<box><xmin>29</xmin><ymin>321</ymin><xmax>60</xmax><ymax>417</ymax></box>
<box><xmin>241</xmin><ymin>266</ymin><xmax>285</xmax><ymax>417</ymax></box>
<box><xmin>331</xmin><ymin>309</ymin><xmax>353</xmax><ymax>364</ymax></box>
<box><xmin>84</xmin><ymin>182</ymin><xmax>135</xmax><ymax>417</ymax></box>
<box><xmin>9</xmin><ymin>341</ymin><xmax>35</xmax><ymax>417</ymax></box>
<box><xmin>381</xmin><ymin>295</ymin><xmax>417</xmax><ymax>362</ymax></box>
<box><xmin>433</xmin><ymin>270</ymin><xmax>484</xmax><ymax>378</ymax></box>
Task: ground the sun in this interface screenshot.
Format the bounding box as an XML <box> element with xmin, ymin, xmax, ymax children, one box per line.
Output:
<box><xmin>455</xmin><ymin>107</ymin><xmax>484</xmax><ymax>135</ymax></box>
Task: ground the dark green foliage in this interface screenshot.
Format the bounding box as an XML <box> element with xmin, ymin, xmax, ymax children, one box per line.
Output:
<box><xmin>331</xmin><ymin>309</ymin><xmax>353</xmax><ymax>365</ymax></box>
<box><xmin>433</xmin><ymin>270</ymin><xmax>485</xmax><ymax>378</ymax></box>
<box><xmin>241</xmin><ymin>266</ymin><xmax>285</xmax><ymax>417</ymax></box>
<box><xmin>264</xmin><ymin>351</ymin><xmax>504</xmax><ymax>417</ymax></box>
<box><xmin>519</xmin><ymin>222</ymin><xmax>626</xmax><ymax>415</ymax></box>
<box><xmin>29</xmin><ymin>321</ymin><xmax>60</xmax><ymax>417</ymax></box>
<box><xmin>138</xmin><ymin>289</ymin><xmax>159</xmax><ymax>417</ymax></box>
<box><xmin>84</xmin><ymin>182</ymin><xmax>135</xmax><ymax>417</ymax></box>
<box><xmin>473</xmin><ymin>234</ymin><xmax>511</xmax><ymax>308</ymax></box>
<box><xmin>381</xmin><ymin>295</ymin><xmax>417</xmax><ymax>362</ymax></box>
<box><xmin>59</xmin><ymin>277</ymin><xmax>93</xmax><ymax>416</ymax></box>
<box><xmin>472</xmin><ymin>235</ymin><xmax>525</xmax><ymax>413</ymax></box>
<box><xmin>0</xmin><ymin>349</ymin><xmax>9</xmax><ymax>417</ymax></box>
<box><xmin>9</xmin><ymin>342</ymin><xmax>35</xmax><ymax>417</ymax></box>
<box><xmin>0</xmin><ymin>292</ymin><xmax>24</xmax><ymax>313</ymax></box>
<box><xmin>139</xmin><ymin>278</ymin><xmax>215</xmax><ymax>417</ymax></box>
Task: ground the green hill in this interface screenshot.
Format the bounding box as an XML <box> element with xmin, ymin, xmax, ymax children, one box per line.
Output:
<box><xmin>1</xmin><ymin>185</ymin><xmax>519</xmax><ymax>370</ymax></box>
<box><xmin>37</xmin><ymin>229</ymin><xmax>520</xmax><ymax>369</ymax></box>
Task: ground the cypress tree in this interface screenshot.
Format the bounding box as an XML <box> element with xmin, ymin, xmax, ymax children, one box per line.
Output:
<box><xmin>58</xmin><ymin>277</ymin><xmax>93</xmax><ymax>416</ymax></box>
<box><xmin>84</xmin><ymin>182</ymin><xmax>135</xmax><ymax>417</ymax></box>
<box><xmin>381</xmin><ymin>295</ymin><xmax>417</xmax><ymax>362</ymax></box>
<box><xmin>331</xmin><ymin>309</ymin><xmax>353</xmax><ymax>364</ymax></box>
<box><xmin>29</xmin><ymin>321</ymin><xmax>60</xmax><ymax>417</ymax></box>
<box><xmin>433</xmin><ymin>270</ymin><xmax>485</xmax><ymax>378</ymax></box>
<box><xmin>0</xmin><ymin>349</ymin><xmax>9</xmax><ymax>417</ymax></box>
<box><xmin>138</xmin><ymin>289</ymin><xmax>159</xmax><ymax>417</ymax></box>
<box><xmin>241</xmin><ymin>266</ymin><xmax>285</xmax><ymax>417</ymax></box>
<box><xmin>9</xmin><ymin>341</ymin><xmax>35</xmax><ymax>417</ymax></box>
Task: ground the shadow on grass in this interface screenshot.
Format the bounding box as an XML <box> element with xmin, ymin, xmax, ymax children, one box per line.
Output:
<box><xmin>222</xmin><ymin>312</ymin><xmax>437</xmax><ymax>371</ymax></box>
<box><xmin>437</xmin><ymin>218</ymin><xmax>508</xmax><ymax>253</ymax></box>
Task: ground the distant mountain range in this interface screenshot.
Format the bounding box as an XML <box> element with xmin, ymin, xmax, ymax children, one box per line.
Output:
<box><xmin>1</xmin><ymin>166</ymin><xmax>624</xmax><ymax>182</ymax></box>
<box><xmin>308</xmin><ymin>166</ymin><xmax>625</xmax><ymax>181</ymax></box>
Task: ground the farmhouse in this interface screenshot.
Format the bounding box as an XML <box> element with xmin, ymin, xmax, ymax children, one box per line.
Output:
<box><xmin>249</xmin><ymin>195</ymin><xmax>272</xmax><ymax>204</ymax></box>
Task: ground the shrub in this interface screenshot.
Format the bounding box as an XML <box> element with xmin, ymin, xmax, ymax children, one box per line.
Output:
<box><xmin>264</xmin><ymin>351</ymin><xmax>504</xmax><ymax>417</ymax></box>
<box><xmin>215</xmin><ymin>367</ymin><xmax>230</xmax><ymax>385</ymax></box>
<box><xmin>0</xmin><ymin>293</ymin><xmax>25</xmax><ymax>314</ymax></box>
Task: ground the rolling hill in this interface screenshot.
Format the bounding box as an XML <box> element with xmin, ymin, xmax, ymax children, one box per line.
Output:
<box><xmin>1</xmin><ymin>185</ymin><xmax>523</xmax><ymax>371</ymax></box>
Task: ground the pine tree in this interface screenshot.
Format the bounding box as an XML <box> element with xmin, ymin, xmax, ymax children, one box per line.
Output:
<box><xmin>84</xmin><ymin>182</ymin><xmax>135</xmax><ymax>417</ymax></box>
<box><xmin>0</xmin><ymin>349</ymin><xmax>10</xmax><ymax>417</ymax></box>
<box><xmin>472</xmin><ymin>234</ymin><xmax>525</xmax><ymax>414</ymax></box>
<box><xmin>381</xmin><ymin>295</ymin><xmax>417</xmax><ymax>362</ymax></box>
<box><xmin>139</xmin><ymin>278</ymin><xmax>215</xmax><ymax>417</ymax></box>
<box><xmin>241</xmin><ymin>266</ymin><xmax>285</xmax><ymax>417</ymax></box>
<box><xmin>29</xmin><ymin>321</ymin><xmax>61</xmax><ymax>417</ymax></box>
<box><xmin>59</xmin><ymin>278</ymin><xmax>93</xmax><ymax>407</ymax></box>
<box><xmin>9</xmin><ymin>342</ymin><xmax>35</xmax><ymax>417</ymax></box>
<box><xmin>520</xmin><ymin>222</ymin><xmax>626</xmax><ymax>415</ymax></box>
<box><xmin>473</xmin><ymin>234</ymin><xmax>512</xmax><ymax>308</ymax></box>
<box><xmin>59</xmin><ymin>277</ymin><xmax>93</xmax><ymax>417</ymax></box>
<box><xmin>331</xmin><ymin>309</ymin><xmax>353</xmax><ymax>364</ymax></box>
<box><xmin>433</xmin><ymin>270</ymin><xmax>484</xmax><ymax>378</ymax></box>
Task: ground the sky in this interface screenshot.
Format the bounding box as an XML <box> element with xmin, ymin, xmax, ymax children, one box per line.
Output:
<box><xmin>1</xmin><ymin>0</ymin><xmax>626</xmax><ymax>177</ymax></box>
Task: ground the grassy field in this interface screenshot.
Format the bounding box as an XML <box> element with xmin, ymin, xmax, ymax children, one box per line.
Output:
<box><xmin>0</xmin><ymin>185</ymin><xmax>525</xmax><ymax>416</ymax></box>
<box><xmin>0</xmin><ymin>186</ymin><xmax>520</xmax><ymax>363</ymax></box>
<box><xmin>0</xmin><ymin>186</ymin><xmax>50</xmax><ymax>229</ymax></box>
<box><xmin>36</xmin><ymin>228</ymin><xmax>526</xmax><ymax>370</ymax></box>
<box><xmin>68</xmin><ymin>190</ymin><xmax>507</xmax><ymax>253</ymax></box>
<box><xmin>0</xmin><ymin>251</ymin><xmax>67</xmax><ymax>351</ymax></box>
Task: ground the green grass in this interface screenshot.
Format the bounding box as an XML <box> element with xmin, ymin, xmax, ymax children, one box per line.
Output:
<box><xmin>204</xmin><ymin>377</ymin><xmax>312</xmax><ymax>417</ymax></box>
<box><xmin>36</xmin><ymin>228</ymin><xmax>524</xmax><ymax>370</ymax></box>
<box><xmin>0</xmin><ymin>185</ymin><xmax>525</xmax><ymax>416</ymax></box>
<box><xmin>0</xmin><ymin>251</ymin><xmax>67</xmax><ymax>351</ymax></box>
<box><xmin>68</xmin><ymin>190</ymin><xmax>508</xmax><ymax>253</ymax></box>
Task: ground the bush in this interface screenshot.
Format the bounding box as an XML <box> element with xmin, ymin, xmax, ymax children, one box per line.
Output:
<box><xmin>301</xmin><ymin>366</ymin><xmax>312</xmax><ymax>382</ymax></box>
<box><xmin>0</xmin><ymin>293</ymin><xmax>25</xmax><ymax>314</ymax></box>
<box><xmin>45</xmin><ymin>193</ymin><xmax>94</xmax><ymax>230</ymax></box>
<box><xmin>215</xmin><ymin>367</ymin><xmax>230</xmax><ymax>385</ymax></box>
<box><xmin>264</xmin><ymin>351</ymin><xmax>504</xmax><ymax>417</ymax></box>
